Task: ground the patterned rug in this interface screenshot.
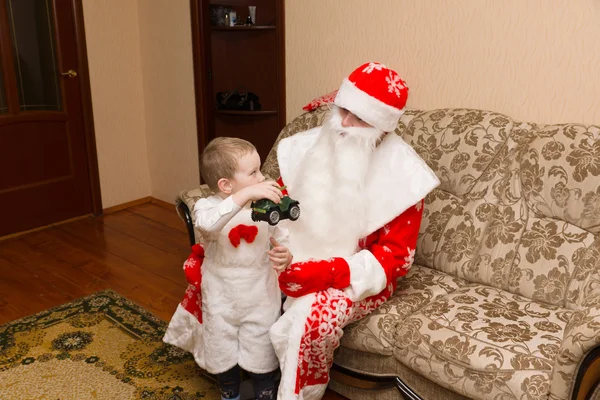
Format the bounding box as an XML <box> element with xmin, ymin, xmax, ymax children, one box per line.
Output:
<box><xmin>0</xmin><ymin>290</ymin><xmax>220</xmax><ymax>400</ymax></box>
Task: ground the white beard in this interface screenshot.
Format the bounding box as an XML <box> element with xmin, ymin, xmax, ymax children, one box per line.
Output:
<box><xmin>288</xmin><ymin>106</ymin><xmax>384</xmax><ymax>262</ymax></box>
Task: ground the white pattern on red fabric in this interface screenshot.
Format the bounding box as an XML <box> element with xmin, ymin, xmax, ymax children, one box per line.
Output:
<box><xmin>302</xmin><ymin>90</ymin><xmax>339</xmax><ymax>112</ymax></box>
<box><xmin>293</xmin><ymin>285</ymin><xmax>393</xmax><ymax>394</ymax></box>
<box><xmin>382</xmin><ymin>223</ymin><xmax>391</xmax><ymax>235</ymax></box>
<box><xmin>181</xmin><ymin>282</ymin><xmax>202</xmax><ymax>323</ymax></box>
<box><xmin>286</xmin><ymin>282</ymin><xmax>303</xmax><ymax>292</ymax></box>
<box><xmin>183</xmin><ymin>258</ymin><xmax>196</xmax><ymax>271</ymax></box>
<box><xmin>386</xmin><ymin>72</ymin><xmax>406</xmax><ymax>98</ymax></box>
<box><xmin>362</xmin><ymin>62</ymin><xmax>386</xmax><ymax>74</ymax></box>
<box><xmin>415</xmin><ymin>199</ymin><xmax>423</xmax><ymax>211</ymax></box>
<box><xmin>404</xmin><ymin>247</ymin><xmax>415</xmax><ymax>268</ymax></box>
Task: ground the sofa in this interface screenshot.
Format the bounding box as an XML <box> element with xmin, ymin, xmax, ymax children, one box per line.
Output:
<box><xmin>176</xmin><ymin>106</ymin><xmax>600</xmax><ymax>400</ymax></box>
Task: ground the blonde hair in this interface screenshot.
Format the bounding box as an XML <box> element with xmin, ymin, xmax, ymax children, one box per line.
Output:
<box><xmin>201</xmin><ymin>137</ymin><xmax>256</xmax><ymax>191</ymax></box>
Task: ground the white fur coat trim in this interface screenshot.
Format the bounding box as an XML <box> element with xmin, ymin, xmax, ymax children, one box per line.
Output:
<box><xmin>344</xmin><ymin>249</ymin><xmax>388</xmax><ymax>302</ymax></box>
<box><xmin>277</xmin><ymin>127</ymin><xmax>440</xmax><ymax>237</ymax></box>
<box><xmin>269</xmin><ymin>294</ymin><xmax>317</xmax><ymax>400</ymax></box>
<box><xmin>163</xmin><ymin>303</ymin><xmax>206</xmax><ymax>370</ymax></box>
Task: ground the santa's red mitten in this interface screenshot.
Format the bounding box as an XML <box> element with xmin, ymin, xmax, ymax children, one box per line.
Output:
<box><xmin>183</xmin><ymin>244</ymin><xmax>205</xmax><ymax>286</ymax></box>
<box><xmin>278</xmin><ymin>258</ymin><xmax>351</xmax><ymax>297</ymax></box>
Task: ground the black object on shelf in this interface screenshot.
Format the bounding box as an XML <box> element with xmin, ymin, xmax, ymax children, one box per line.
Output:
<box><xmin>216</xmin><ymin>110</ymin><xmax>277</xmax><ymax>116</ymax></box>
<box><xmin>216</xmin><ymin>87</ymin><xmax>262</xmax><ymax>111</ymax></box>
<box><xmin>211</xmin><ymin>25</ymin><xmax>275</xmax><ymax>31</ymax></box>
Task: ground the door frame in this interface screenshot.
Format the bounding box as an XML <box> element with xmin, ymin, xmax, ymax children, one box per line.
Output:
<box><xmin>189</xmin><ymin>0</ymin><xmax>211</xmax><ymax>184</ymax></box>
<box><xmin>0</xmin><ymin>0</ymin><xmax>102</xmax><ymax>216</ymax></box>
<box><xmin>70</xmin><ymin>0</ymin><xmax>103</xmax><ymax>215</ymax></box>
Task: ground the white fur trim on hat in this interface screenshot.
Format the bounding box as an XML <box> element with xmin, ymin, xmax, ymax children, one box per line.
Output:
<box><xmin>334</xmin><ymin>78</ymin><xmax>405</xmax><ymax>132</ymax></box>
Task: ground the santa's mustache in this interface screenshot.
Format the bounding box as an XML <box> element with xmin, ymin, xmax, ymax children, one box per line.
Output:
<box><xmin>323</xmin><ymin>106</ymin><xmax>384</xmax><ymax>149</ymax></box>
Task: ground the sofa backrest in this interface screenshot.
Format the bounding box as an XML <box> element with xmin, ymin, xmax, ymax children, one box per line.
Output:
<box><xmin>401</xmin><ymin>109</ymin><xmax>600</xmax><ymax>309</ymax></box>
<box><xmin>267</xmin><ymin>106</ymin><xmax>600</xmax><ymax>309</ymax></box>
<box><xmin>400</xmin><ymin>109</ymin><xmax>518</xmax><ymax>289</ymax></box>
<box><xmin>506</xmin><ymin>122</ymin><xmax>600</xmax><ymax>309</ymax></box>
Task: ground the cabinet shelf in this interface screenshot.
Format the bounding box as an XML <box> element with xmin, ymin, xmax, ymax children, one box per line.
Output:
<box><xmin>216</xmin><ymin>110</ymin><xmax>278</xmax><ymax>115</ymax></box>
<box><xmin>211</xmin><ymin>25</ymin><xmax>276</xmax><ymax>31</ymax></box>
<box><xmin>193</xmin><ymin>0</ymin><xmax>285</xmax><ymax>165</ymax></box>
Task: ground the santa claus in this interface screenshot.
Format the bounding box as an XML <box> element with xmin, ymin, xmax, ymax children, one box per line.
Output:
<box><xmin>269</xmin><ymin>62</ymin><xmax>440</xmax><ymax>400</ymax></box>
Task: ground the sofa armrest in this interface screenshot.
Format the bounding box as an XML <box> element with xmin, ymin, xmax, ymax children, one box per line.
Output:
<box><xmin>550</xmin><ymin>305</ymin><xmax>600</xmax><ymax>400</ymax></box>
<box><xmin>176</xmin><ymin>184</ymin><xmax>214</xmax><ymax>246</ymax></box>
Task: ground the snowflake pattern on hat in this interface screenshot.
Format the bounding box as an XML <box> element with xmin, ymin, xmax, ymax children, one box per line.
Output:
<box><xmin>334</xmin><ymin>62</ymin><xmax>409</xmax><ymax>132</ymax></box>
<box><xmin>386</xmin><ymin>72</ymin><xmax>406</xmax><ymax>97</ymax></box>
<box><xmin>362</xmin><ymin>62</ymin><xmax>386</xmax><ymax>74</ymax></box>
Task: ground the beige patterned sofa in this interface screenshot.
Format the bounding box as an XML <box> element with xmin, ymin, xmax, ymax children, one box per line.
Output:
<box><xmin>176</xmin><ymin>107</ymin><xmax>600</xmax><ymax>400</ymax></box>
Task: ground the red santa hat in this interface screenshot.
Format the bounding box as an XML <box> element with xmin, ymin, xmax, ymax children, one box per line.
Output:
<box><xmin>334</xmin><ymin>62</ymin><xmax>409</xmax><ymax>132</ymax></box>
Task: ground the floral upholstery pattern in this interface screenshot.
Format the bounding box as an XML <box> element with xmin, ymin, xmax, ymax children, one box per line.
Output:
<box><xmin>341</xmin><ymin>265</ymin><xmax>469</xmax><ymax>356</ymax></box>
<box><xmin>394</xmin><ymin>284</ymin><xmax>572</xmax><ymax>400</ymax></box>
<box><xmin>178</xmin><ymin>185</ymin><xmax>214</xmax><ymax>243</ymax></box>
<box><xmin>176</xmin><ymin>106</ymin><xmax>600</xmax><ymax>400</ymax></box>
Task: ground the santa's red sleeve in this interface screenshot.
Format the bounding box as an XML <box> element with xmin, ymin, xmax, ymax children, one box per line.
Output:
<box><xmin>342</xmin><ymin>199</ymin><xmax>423</xmax><ymax>301</ymax></box>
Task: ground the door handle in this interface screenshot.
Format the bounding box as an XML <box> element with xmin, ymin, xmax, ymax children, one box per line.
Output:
<box><xmin>60</xmin><ymin>69</ymin><xmax>78</xmax><ymax>78</ymax></box>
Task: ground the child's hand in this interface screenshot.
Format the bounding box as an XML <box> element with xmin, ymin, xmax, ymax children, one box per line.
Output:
<box><xmin>233</xmin><ymin>181</ymin><xmax>282</xmax><ymax>207</ymax></box>
<box><xmin>269</xmin><ymin>237</ymin><xmax>292</xmax><ymax>273</ymax></box>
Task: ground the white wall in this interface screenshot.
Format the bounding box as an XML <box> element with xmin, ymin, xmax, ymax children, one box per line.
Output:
<box><xmin>286</xmin><ymin>0</ymin><xmax>600</xmax><ymax>125</ymax></box>
<box><xmin>82</xmin><ymin>0</ymin><xmax>151</xmax><ymax>208</ymax></box>
<box><xmin>138</xmin><ymin>0</ymin><xmax>199</xmax><ymax>203</ymax></box>
<box><xmin>83</xmin><ymin>0</ymin><xmax>600</xmax><ymax>209</ymax></box>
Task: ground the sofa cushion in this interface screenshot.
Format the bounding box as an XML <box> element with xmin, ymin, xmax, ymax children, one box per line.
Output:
<box><xmin>400</xmin><ymin>109</ymin><xmax>513</xmax><ymax>197</ymax></box>
<box><xmin>302</xmin><ymin>90</ymin><xmax>338</xmax><ymax>112</ymax></box>
<box><xmin>400</xmin><ymin>109</ymin><xmax>525</xmax><ymax>291</ymax></box>
<box><xmin>521</xmin><ymin>123</ymin><xmax>600</xmax><ymax>233</ymax></box>
<box><xmin>501</xmin><ymin>122</ymin><xmax>600</xmax><ymax>308</ymax></box>
<box><xmin>341</xmin><ymin>265</ymin><xmax>469</xmax><ymax>355</ymax></box>
<box><xmin>393</xmin><ymin>285</ymin><xmax>573</xmax><ymax>400</ymax></box>
<box><xmin>404</xmin><ymin>110</ymin><xmax>600</xmax><ymax>310</ymax></box>
<box><xmin>508</xmin><ymin>216</ymin><xmax>597</xmax><ymax>308</ymax></box>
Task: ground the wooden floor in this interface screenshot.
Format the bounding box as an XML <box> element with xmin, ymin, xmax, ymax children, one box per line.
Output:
<box><xmin>0</xmin><ymin>202</ymin><xmax>348</xmax><ymax>400</ymax></box>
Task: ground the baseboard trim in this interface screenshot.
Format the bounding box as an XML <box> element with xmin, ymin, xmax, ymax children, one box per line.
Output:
<box><xmin>103</xmin><ymin>197</ymin><xmax>176</xmax><ymax>214</ymax></box>
<box><xmin>102</xmin><ymin>197</ymin><xmax>153</xmax><ymax>214</ymax></box>
<box><xmin>150</xmin><ymin>197</ymin><xmax>176</xmax><ymax>210</ymax></box>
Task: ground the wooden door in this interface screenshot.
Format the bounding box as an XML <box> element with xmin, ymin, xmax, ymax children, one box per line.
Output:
<box><xmin>0</xmin><ymin>0</ymin><xmax>100</xmax><ymax>237</ymax></box>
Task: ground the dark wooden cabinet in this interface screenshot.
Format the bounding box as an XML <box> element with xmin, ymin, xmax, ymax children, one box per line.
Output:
<box><xmin>191</xmin><ymin>0</ymin><xmax>285</xmax><ymax>173</ymax></box>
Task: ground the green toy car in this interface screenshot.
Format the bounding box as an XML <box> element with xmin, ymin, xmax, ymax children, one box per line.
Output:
<box><xmin>251</xmin><ymin>189</ymin><xmax>300</xmax><ymax>225</ymax></box>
